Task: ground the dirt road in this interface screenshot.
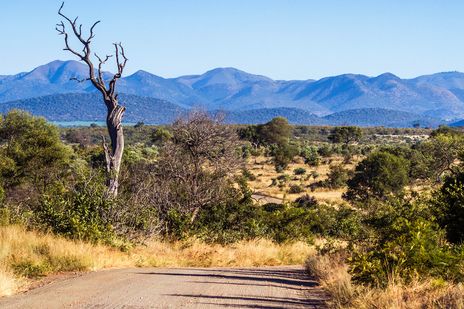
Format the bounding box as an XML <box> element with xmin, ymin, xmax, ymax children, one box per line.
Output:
<box><xmin>0</xmin><ymin>266</ymin><xmax>326</xmax><ymax>308</ymax></box>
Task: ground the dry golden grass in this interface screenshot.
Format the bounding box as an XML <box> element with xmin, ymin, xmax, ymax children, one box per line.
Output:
<box><xmin>305</xmin><ymin>253</ymin><xmax>464</xmax><ymax>309</ymax></box>
<box><xmin>246</xmin><ymin>155</ymin><xmax>358</xmax><ymax>204</ymax></box>
<box><xmin>0</xmin><ymin>225</ymin><xmax>313</xmax><ymax>297</ymax></box>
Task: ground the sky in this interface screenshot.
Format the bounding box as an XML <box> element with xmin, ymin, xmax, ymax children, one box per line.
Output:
<box><xmin>1</xmin><ymin>0</ymin><xmax>464</xmax><ymax>80</ymax></box>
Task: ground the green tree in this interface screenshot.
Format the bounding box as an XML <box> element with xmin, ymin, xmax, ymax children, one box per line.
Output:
<box><xmin>257</xmin><ymin>117</ymin><xmax>292</xmax><ymax>146</ymax></box>
<box><xmin>416</xmin><ymin>131</ymin><xmax>464</xmax><ymax>181</ymax></box>
<box><xmin>323</xmin><ymin>164</ymin><xmax>352</xmax><ymax>189</ymax></box>
<box><xmin>0</xmin><ymin>110</ymin><xmax>72</xmax><ymax>195</ymax></box>
<box><xmin>344</xmin><ymin>151</ymin><xmax>409</xmax><ymax>202</ymax></box>
<box><xmin>328</xmin><ymin>126</ymin><xmax>362</xmax><ymax>145</ymax></box>
<box><xmin>432</xmin><ymin>172</ymin><xmax>464</xmax><ymax>244</ymax></box>
<box><xmin>272</xmin><ymin>143</ymin><xmax>298</xmax><ymax>172</ymax></box>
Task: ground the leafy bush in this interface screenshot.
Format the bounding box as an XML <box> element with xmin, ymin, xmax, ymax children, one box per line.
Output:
<box><xmin>345</xmin><ymin>151</ymin><xmax>409</xmax><ymax>202</ymax></box>
<box><xmin>293</xmin><ymin>167</ymin><xmax>307</xmax><ymax>175</ymax></box>
<box><xmin>294</xmin><ymin>194</ymin><xmax>318</xmax><ymax>208</ymax></box>
<box><xmin>272</xmin><ymin>143</ymin><xmax>298</xmax><ymax>172</ymax></box>
<box><xmin>300</xmin><ymin>146</ymin><xmax>320</xmax><ymax>166</ymax></box>
<box><xmin>193</xmin><ymin>195</ymin><xmax>267</xmax><ymax>244</ymax></box>
<box><xmin>432</xmin><ymin>172</ymin><xmax>464</xmax><ymax>244</ymax></box>
<box><xmin>289</xmin><ymin>184</ymin><xmax>304</xmax><ymax>194</ymax></box>
<box><xmin>323</xmin><ymin>164</ymin><xmax>352</xmax><ymax>189</ymax></box>
<box><xmin>328</xmin><ymin>126</ymin><xmax>362</xmax><ymax>145</ymax></box>
<box><xmin>348</xmin><ymin>198</ymin><xmax>464</xmax><ymax>287</ymax></box>
<box><xmin>35</xmin><ymin>178</ymin><xmax>114</xmax><ymax>243</ymax></box>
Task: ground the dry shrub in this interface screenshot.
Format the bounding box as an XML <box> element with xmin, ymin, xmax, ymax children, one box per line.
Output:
<box><xmin>305</xmin><ymin>253</ymin><xmax>464</xmax><ymax>309</ymax></box>
<box><xmin>0</xmin><ymin>225</ymin><xmax>312</xmax><ymax>297</ymax></box>
<box><xmin>353</xmin><ymin>279</ymin><xmax>464</xmax><ymax>309</ymax></box>
<box><xmin>305</xmin><ymin>253</ymin><xmax>356</xmax><ymax>308</ymax></box>
<box><xmin>137</xmin><ymin>239</ymin><xmax>314</xmax><ymax>268</ymax></box>
<box><xmin>0</xmin><ymin>268</ymin><xmax>19</xmax><ymax>297</ymax></box>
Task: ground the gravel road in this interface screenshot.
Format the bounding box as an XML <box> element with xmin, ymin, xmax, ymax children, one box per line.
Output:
<box><xmin>0</xmin><ymin>266</ymin><xmax>326</xmax><ymax>308</ymax></box>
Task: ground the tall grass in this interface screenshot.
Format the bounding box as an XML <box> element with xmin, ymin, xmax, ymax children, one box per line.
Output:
<box><xmin>305</xmin><ymin>253</ymin><xmax>464</xmax><ymax>309</ymax></box>
<box><xmin>0</xmin><ymin>225</ymin><xmax>313</xmax><ymax>297</ymax></box>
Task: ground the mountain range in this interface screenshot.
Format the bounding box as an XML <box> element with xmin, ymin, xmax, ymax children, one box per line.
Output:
<box><xmin>2</xmin><ymin>60</ymin><xmax>464</xmax><ymax>127</ymax></box>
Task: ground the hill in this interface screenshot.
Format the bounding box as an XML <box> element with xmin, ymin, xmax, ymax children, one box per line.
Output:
<box><xmin>0</xmin><ymin>60</ymin><xmax>463</xmax><ymax>125</ymax></box>
<box><xmin>0</xmin><ymin>93</ymin><xmax>186</xmax><ymax>124</ymax></box>
<box><xmin>0</xmin><ymin>93</ymin><xmax>447</xmax><ymax>127</ymax></box>
<box><xmin>324</xmin><ymin>108</ymin><xmax>443</xmax><ymax>128</ymax></box>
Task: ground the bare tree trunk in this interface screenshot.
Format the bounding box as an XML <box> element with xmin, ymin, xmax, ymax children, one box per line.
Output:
<box><xmin>57</xmin><ymin>3</ymin><xmax>129</xmax><ymax>198</ymax></box>
<box><xmin>103</xmin><ymin>104</ymin><xmax>125</xmax><ymax>198</ymax></box>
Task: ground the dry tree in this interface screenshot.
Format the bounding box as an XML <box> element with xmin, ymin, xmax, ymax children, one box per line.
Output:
<box><xmin>56</xmin><ymin>2</ymin><xmax>127</xmax><ymax>198</ymax></box>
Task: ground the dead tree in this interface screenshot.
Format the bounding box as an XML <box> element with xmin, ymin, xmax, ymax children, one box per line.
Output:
<box><xmin>56</xmin><ymin>2</ymin><xmax>127</xmax><ymax>198</ymax></box>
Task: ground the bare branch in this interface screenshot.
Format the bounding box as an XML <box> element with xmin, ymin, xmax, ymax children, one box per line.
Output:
<box><xmin>95</xmin><ymin>53</ymin><xmax>113</xmax><ymax>85</ymax></box>
<box><xmin>108</xmin><ymin>43</ymin><xmax>128</xmax><ymax>97</ymax></box>
<box><xmin>57</xmin><ymin>2</ymin><xmax>128</xmax><ymax>198</ymax></box>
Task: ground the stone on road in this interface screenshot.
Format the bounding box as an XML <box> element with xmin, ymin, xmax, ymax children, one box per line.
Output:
<box><xmin>0</xmin><ymin>266</ymin><xmax>326</xmax><ymax>308</ymax></box>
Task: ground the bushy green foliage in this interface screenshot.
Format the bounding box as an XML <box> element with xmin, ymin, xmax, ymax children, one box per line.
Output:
<box><xmin>193</xmin><ymin>194</ymin><xmax>267</xmax><ymax>244</ymax></box>
<box><xmin>323</xmin><ymin>164</ymin><xmax>352</xmax><ymax>189</ymax></box>
<box><xmin>294</xmin><ymin>194</ymin><xmax>318</xmax><ymax>208</ymax></box>
<box><xmin>35</xmin><ymin>178</ymin><xmax>114</xmax><ymax>243</ymax></box>
<box><xmin>348</xmin><ymin>198</ymin><xmax>464</xmax><ymax>287</ymax></box>
<box><xmin>300</xmin><ymin>145</ymin><xmax>320</xmax><ymax>166</ymax></box>
<box><xmin>257</xmin><ymin>117</ymin><xmax>292</xmax><ymax>146</ymax></box>
<box><xmin>288</xmin><ymin>184</ymin><xmax>304</xmax><ymax>194</ymax></box>
<box><xmin>293</xmin><ymin>167</ymin><xmax>307</xmax><ymax>175</ymax></box>
<box><xmin>0</xmin><ymin>110</ymin><xmax>72</xmax><ymax>192</ymax></box>
<box><xmin>345</xmin><ymin>151</ymin><xmax>409</xmax><ymax>202</ymax></box>
<box><xmin>272</xmin><ymin>143</ymin><xmax>298</xmax><ymax>172</ymax></box>
<box><xmin>328</xmin><ymin>126</ymin><xmax>362</xmax><ymax>145</ymax></box>
<box><xmin>432</xmin><ymin>172</ymin><xmax>464</xmax><ymax>244</ymax></box>
<box><xmin>416</xmin><ymin>130</ymin><xmax>464</xmax><ymax>181</ymax></box>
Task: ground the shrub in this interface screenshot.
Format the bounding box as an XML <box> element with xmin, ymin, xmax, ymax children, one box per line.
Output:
<box><xmin>431</xmin><ymin>172</ymin><xmax>464</xmax><ymax>244</ymax></box>
<box><xmin>328</xmin><ymin>126</ymin><xmax>363</xmax><ymax>145</ymax></box>
<box><xmin>293</xmin><ymin>167</ymin><xmax>307</xmax><ymax>175</ymax></box>
<box><xmin>35</xmin><ymin>178</ymin><xmax>114</xmax><ymax>243</ymax></box>
<box><xmin>301</xmin><ymin>146</ymin><xmax>320</xmax><ymax>166</ymax></box>
<box><xmin>348</xmin><ymin>199</ymin><xmax>464</xmax><ymax>287</ymax></box>
<box><xmin>273</xmin><ymin>143</ymin><xmax>298</xmax><ymax>172</ymax></box>
<box><xmin>344</xmin><ymin>151</ymin><xmax>409</xmax><ymax>202</ymax></box>
<box><xmin>323</xmin><ymin>164</ymin><xmax>352</xmax><ymax>189</ymax></box>
<box><xmin>289</xmin><ymin>184</ymin><xmax>304</xmax><ymax>194</ymax></box>
<box><xmin>294</xmin><ymin>194</ymin><xmax>318</xmax><ymax>208</ymax></box>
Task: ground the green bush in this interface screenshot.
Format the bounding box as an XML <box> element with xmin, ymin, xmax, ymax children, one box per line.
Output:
<box><xmin>432</xmin><ymin>172</ymin><xmax>464</xmax><ymax>244</ymax></box>
<box><xmin>35</xmin><ymin>179</ymin><xmax>114</xmax><ymax>243</ymax></box>
<box><xmin>293</xmin><ymin>167</ymin><xmax>307</xmax><ymax>175</ymax></box>
<box><xmin>289</xmin><ymin>184</ymin><xmax>304</xmax><ymax>194</ymax></box>
<box><xmin>12</xmin><ymin>261</ymin><xmax>50</xmax><ymax>278</ymax></box>
<box><xmin>345</xmin><ymin>151</ymin><xmax>409</xmax><ymax>202</ymax></box>
<box><xmin>294</xmin><ymin>194</ymin><xmax>318</xmax><ymax>208</ymax></box>
<box><xmin>323</xmin><ymin>164</ymin><xmax>351</xmax><ymax>189</ymax></box>
<box><xmin>348</xmin><ymin>198</ymin><xmax>464</xmax><ymax>287</ymax></box>
<box><xmin>300</xmin><ymin>146</ymin><xmax>320</xmax><ymax>166</ymax></box>
<box><xmin>193</xmin><ymin>196</ymin><xmax>267</xmax><ymax>244</ymax></box>
<box><xmin>273</xmin><ymin>143</ymin><xmax>298</xmax><ymax>172</ymax></box>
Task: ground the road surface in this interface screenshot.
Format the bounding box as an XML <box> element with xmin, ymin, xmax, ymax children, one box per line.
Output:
<box><xmin>0</xmin><ymin>266</ymin><xmax>326</xmax><ymax>308</ymax></box>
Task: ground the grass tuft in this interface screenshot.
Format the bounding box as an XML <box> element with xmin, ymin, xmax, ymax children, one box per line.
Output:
<box><xmin>305</xmin><ymin>253</ymin><xmax>464</xmax><ymax>309</ymax></box>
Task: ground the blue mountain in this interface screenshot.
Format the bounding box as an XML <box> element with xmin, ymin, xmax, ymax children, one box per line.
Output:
<box><xmin>1</xmin><ymin>60</ymin><xmax>464</xmax><ymax>126</ymax></box>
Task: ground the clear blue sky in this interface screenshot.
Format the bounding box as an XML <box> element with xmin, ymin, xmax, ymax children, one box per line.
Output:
<box><xmin>1</xmin><ymin>0</ymin><xmax>463</xmax><ymax>79</ymax></box>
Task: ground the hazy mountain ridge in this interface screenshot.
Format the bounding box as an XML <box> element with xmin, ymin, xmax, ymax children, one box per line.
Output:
<box><xmin>1</xmin><ymin>60</ymin><xmax>464</xmax><ymax>126</ymax></box>
<box><xmin>0</xmin><ymin>93</ymin><xmax>446</xmax><ymax>127</ymax></box>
